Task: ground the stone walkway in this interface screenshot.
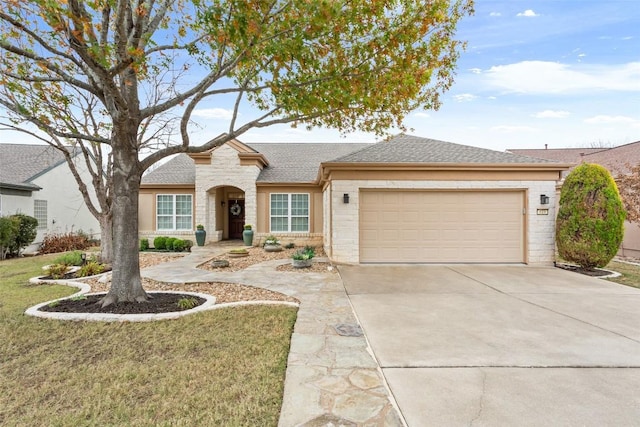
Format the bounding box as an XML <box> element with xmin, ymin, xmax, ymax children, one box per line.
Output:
<box><xmin>142</xmin><ymin>244</ymin><xmax>403</xmax><ymax>427</ymax></box>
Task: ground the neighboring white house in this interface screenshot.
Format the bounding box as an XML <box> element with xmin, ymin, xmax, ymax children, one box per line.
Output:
<box><xmin>0</xmin><ymin>143</ymin><xmax>100</xmax><ymax>247</ymax></box>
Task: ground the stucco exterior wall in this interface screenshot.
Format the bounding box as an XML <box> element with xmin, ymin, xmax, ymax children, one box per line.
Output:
<box><xmin>618</xmin><ymin>221</ymin><xmax>640</xmax><ymax>258</ymax></box>
<box><xmin>29</xmin><ymin>157</ymin><xmax>100</xmax><ymax>243</ymax></box>
<box><xmin>329</xmin><ymin>180</ymin><xmax>558</xmax><ymax>265</ymax></box>
<box><xmin>0</xmin><ymin>192</ymin><xmax>33</xmax><ymax>218</ymax></box>
<box><xmin>195</xmin><ymin>144</ymin><xmax>260</xmax><ymax>243</ymax></box>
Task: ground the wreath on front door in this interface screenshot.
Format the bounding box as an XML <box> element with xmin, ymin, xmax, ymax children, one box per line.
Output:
<box><xmin>230</xmin><ymin>202</ymin><xmax>242</xmax><ymax>216</ymax></box>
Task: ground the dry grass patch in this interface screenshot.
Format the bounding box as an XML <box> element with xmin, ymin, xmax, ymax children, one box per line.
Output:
<box><xmin>0</xmin><ymin>255</ymin><xmax>297</xmax><ymax>427</ymax></box>
<box><xmin>604</xmin><ymin>260</ymin><xmax>640</xmax><ymax>289</ymax></box>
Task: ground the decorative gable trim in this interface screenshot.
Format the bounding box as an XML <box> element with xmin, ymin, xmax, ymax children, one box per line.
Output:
<box><xmin>188</xmin><ymin>139</ymin><xmax>269</xmax><ymax>167</ymax></box>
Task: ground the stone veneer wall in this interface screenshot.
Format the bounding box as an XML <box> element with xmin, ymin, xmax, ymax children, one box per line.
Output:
<box><xmin>329</xmin><ymin>180</ymin><xmax>558</xmax><ymax>265</ymax></box>
<box><xmin>194</xmin><ymin>144</ymin><xmax>260</xmax><ymax>243</ymax></box>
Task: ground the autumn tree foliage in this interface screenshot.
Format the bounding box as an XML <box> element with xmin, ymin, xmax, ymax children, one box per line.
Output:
<box><xmin>0</xmin><ymin>0</ymin><xmax>474</xmax><ymax>306</ymax></box>
<box><xmin>615</xmin><ymin>165</ymin><xmax>640</xmax><ymax>223</ymax></box>
<box><xmin>556</xmin><ymin>163</ymin><xmax>626</xmax><ymax>269</ymax></box>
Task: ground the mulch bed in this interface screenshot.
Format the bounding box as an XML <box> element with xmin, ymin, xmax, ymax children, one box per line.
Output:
<box><xmin>555</xmin><ymin>263</ymin><xmax>613</xmax><ymax>277</ymax></box>
<box><xmin>39</xmin><ymin>293</ymin><xmax>206</xmax><ymax>314</ymax></box>
<box><xmin>40</xmin><ymin>266</ymin><xmax>112</xmax><ymax>281</ymax></box>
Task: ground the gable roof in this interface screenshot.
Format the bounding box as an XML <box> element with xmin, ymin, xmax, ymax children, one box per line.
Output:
<box><xmin>508</xmin><ymin>141</ymin><xmax>640</xmax><ymax>176</ymax></box>
<box><xmin>0</xmin><ymin>143</ymin><xmax>73</xmax><ymax>191</ymax></box>
<box><xmin>250</xmin><ymin>143</ymin><xmax>371</xmax><ymax>182</ymax></box>
<box><xmin>333</xmin><ymin>134</ymin><xmax>556</xmax><ymax>165</ymax></box>
<box><xmin>142</xmin><ymin>153</ymin><xmax>196</xmax><ymax>185</ymax></box>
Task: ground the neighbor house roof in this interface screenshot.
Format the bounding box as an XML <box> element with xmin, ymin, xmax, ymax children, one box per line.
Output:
<box><xmin>333</xmin><ymin>134</ymin><xmax>556</xmax><ymax>165</ymax></box>
<box><xmin>508</xmin><ymin>141</ymin><xmax>640</xmax><ymax>176</ymax></box>
<box><xmin>0</xmin><ymin>143</ymin><xmax>72</xmax><ymax>191</ymax></box>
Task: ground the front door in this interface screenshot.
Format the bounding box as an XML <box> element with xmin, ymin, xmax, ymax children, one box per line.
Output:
<box><xmin>228</xmin><ymin>200</ymin><xmax>245</xmax><ymax>239</ymax></box>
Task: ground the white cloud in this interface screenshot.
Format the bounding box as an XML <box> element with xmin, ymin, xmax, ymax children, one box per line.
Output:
<box><xmin>469</xmin><ymin>68</ymin><xmax>482</xmax><ymax>74</ymax></box>
<box><xmin>192</xmin><ymin>108</ymin><xmax>236</xmax><ymax>119</ymax></box>
<box><xmin>578</xmin><ymin>53</ymin><xmax>586</xmax><ymax>58</ymax></box>
<box><xmin>533</xmin><ymin>110</ymin><xmax>570</xmax><ymax>119</ymax></box>
<box><xmin>584</xmin><ymin>115</ymin><xmax>638</xmax><ymax>125</ymax></box>
<box><xmin>487</xmin><ymin>96</ymin><xmax>497</xmax><ymax>100</ymax></box>
<box><xmin>413</xmin><ymin>112</ymin><xmax>430</xmax><ymax>118</ymax></box>
<box><xmin>490</xmin><ymin>125</ymin><xmax>538</xmax><ymax>133</ymax></box>
<box><xmin>517</xmin><ymin>9</ymin><xmax>539</xmax><ymax>17</ymax></box>
<box><xmin>489</xmin><ymin>12</ymin><xmax>501</xmax><ymax>17</ymax></box>
<box><xmin>483</xmin><ymin>61</ymin><xmax>640</xmax><ymax>94</ymax></box>
<box><xmin>453</xmin><ymin>93</ymin><xmax>477</xmax><ymax>102</ymax></box>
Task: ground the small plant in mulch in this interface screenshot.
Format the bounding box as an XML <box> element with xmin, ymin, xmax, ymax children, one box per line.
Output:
<box><xmin>176</xmin><ymin>297</ymin><xmax>200</xmax><ymax>310</ymax></box>
<box><xmin>45</xmin><ymin>263</ymin><xmax>69</xmax><ymax>280</ymax></box>
<box><xmin>292</xmin><ymin>246</ymin><xmax>315</xmax><ymax>261</ymax></box>
<box><xmin>77</xmin><ymin>261</ymin><xmax>105</xmax><ymax>277</ymax></box>
<box><xmin>228</xmin><ymin>248</ymin><xmax>249</xmax><ymax>258</ymax></box>
<box><xmin>284</xmin><ymin>242</ymin><xmax>295</xmax><ymax>249</ymax></box>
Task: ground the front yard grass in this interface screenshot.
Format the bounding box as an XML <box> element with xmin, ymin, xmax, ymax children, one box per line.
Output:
<box><xmin>605</xmin><ymin>260</ymin><xmax>640</xmax><ymax>289</ymax></box>
<box><xmin>0</xmin><ymin>255</ymin><xmax>297</xmax><ymax>426</ymax></box>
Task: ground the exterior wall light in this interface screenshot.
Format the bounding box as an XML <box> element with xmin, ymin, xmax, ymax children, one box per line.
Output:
<box><xmin>221</xmin><ymin>200</ymin><xmax>226</xmax><ymax>207</ymax></box>
<box><xmin>343</xmin><ymin>193</ymin><xmax>350</xmax><ymax>204</ymax></box>
<box><xmin>540</xmin><ymin>194</ymin><xmax>550</xmax><ymax>205</ymax></box>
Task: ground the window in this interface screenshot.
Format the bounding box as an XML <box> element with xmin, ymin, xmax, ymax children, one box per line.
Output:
<box><xmin>33</xmin><ymin>200</ymin><xmax>47</xmax><ymax>230</ymax></box>
<box><xmin>157</xmin><ymin>194</ymin><xmax>192</xmax><ymax>230</ymax></box>
<box><xmin>270</xmin><ymin>193</ymin><xmax>309</xmax><ymax>232</ymax></box>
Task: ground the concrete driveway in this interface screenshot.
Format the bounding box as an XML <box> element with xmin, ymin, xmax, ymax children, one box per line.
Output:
<box><xmin>339</xmin><ymin>265</ymin><xmax>640</xmax><ymax>426</ymax></box>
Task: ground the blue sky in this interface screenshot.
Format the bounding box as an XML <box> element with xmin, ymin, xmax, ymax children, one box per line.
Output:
<box><xmin>207</xmin><ymin>0</ymin><xmax>639</xmax><ymax>151</ymax></box>
<box><xmin>2</xmin><ymin>1</ymin><xmax>638</xmax><ymax>152</ymax></box>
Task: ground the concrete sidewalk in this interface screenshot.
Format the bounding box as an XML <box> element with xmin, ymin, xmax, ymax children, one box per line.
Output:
<box><xmin>142</xmin><ymin>245</ymin><xmax>402</xmax><ymax>426</ymax></box>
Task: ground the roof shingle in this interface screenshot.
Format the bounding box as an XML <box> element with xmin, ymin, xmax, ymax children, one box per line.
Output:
<box><xmin>333</xmin><ymin>134</ymin><xmax>556</xmax><ymax>164</ymax></box>
<box><xmin>0</xmin><ymin>143</ymin><xmax>71</xmax><ymax>189</ymax></box>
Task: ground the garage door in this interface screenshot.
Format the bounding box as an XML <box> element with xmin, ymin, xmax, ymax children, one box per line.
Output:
<box><xmin>360</xmin><ymin>190</ymin><xmax>524</xmax><ymax>263</ymax></box>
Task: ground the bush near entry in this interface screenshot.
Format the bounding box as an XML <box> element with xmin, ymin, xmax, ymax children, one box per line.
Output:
<box><xmin>556</xmin><ymin>163</ymin><xmax>626</xmax><ymax>269</ymax></box>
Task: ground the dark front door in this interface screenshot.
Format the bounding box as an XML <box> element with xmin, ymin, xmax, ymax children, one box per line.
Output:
<box><xmin>228</xmin><ymin>200</ymin><xmax>245</xmax><ymax>239</ymax></box>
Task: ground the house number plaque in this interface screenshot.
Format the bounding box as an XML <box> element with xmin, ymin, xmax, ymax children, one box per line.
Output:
<box><xmin>537</xmin><ymin>209</ymin><xmax>549</xmax><ymax>215</ymax></box>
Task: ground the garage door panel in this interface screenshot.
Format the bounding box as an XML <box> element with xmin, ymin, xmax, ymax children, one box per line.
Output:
<box><xmin>360</xmin><ymin>191</ymin><xmax>524</xmax><ymax>263</ymax></box>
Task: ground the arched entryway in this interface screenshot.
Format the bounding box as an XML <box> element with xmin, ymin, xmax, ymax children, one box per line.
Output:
<box><xmin>208</xmin><ymin>186</ymin><xmax>246</xmax><ymax>240</ymax></box>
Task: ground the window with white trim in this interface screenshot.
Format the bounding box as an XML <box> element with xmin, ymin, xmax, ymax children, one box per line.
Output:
<box><xmin>270</xmin><ymin>193</ymin><xmax>309</xmax><ymax>232</ymax></box>
<box><xmin>33</xmin><ymin>199</ymin><xmax>47</xmax><ymax>230</ymax></box>
<box><xmin>157</xmin><ymin>194</ymin><xmax>192</xmax><ymax>230</ymax></box>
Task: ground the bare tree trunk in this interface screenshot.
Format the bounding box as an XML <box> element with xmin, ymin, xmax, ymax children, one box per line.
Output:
<box><xmin>100</xmin><ymin>140</ymin><xmax>147</xmax><ymax>307</ymax></box>
<box><xmin>99</xmin><ymin>214</ymin><xmax>113</xmax><ymax>264</ymax></box>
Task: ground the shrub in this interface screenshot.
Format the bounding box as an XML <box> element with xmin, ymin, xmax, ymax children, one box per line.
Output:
<box><xmin>46</xmin><ymin>263</ymin><xmax>69</xmax><ymax>279</ymax></box>
<box><xmin>172</xmin><ymin>239</ymin><xmax>185</xmax><ymax>252</ymax></box>
<box><xmin>153</xmin><ymin>236</ymin><xmax>167</xmax><ymax>250</ymax></box>
<box><xmin>556</xmin><ymin>163</ymin><xmax>626</xmax><ymax>269</ymax></box>
<box><xmin>292</xmin><ymin>246</ymin><xmax>315</xmax><ymax>261</ymax></box>
<box><xmin>183</xmin><ymin>239</ymin><xmax>193</xmax><ymax>252</ymax></box>
<box><xmin>11</xmin><ymin>213</ymin><xmax>38</xmax><ymax>255</ymax></box>
<box><xmin>284</xmin><ymin>242</ymin><xmax>295</xmax><ymax>249</ymax></box>
<box><xmin>140</xmin><ymin>238</ymin><xmax>150</xmax><ymax>251</ymax></box>
<box><xmin>39</xmin><ymin>232</ymin><xmax>91</xmax><ymax>254</ymax></box>
<box><xmin>53</xmin><ymin>251</ymin><xmax>84</xmax><ymax>266</ymax></box>
<box><xmin>176</xmin><ymin>297</ymin><xmax>200</xmax><ymax>310</ymax></box>
<box><xmin>165</xmin><ymin>237</ymin><xmax>178</xmax><ymax>251</ymax></box>
<box><xmin>76</xmin><ymin>261</ymin><xmax>105</xmax><ymax>277</ymax></box>
<box><xmin>0</xmin><ymin>215</ymin><xmax>20</xmax><ymax>260</ymax></box>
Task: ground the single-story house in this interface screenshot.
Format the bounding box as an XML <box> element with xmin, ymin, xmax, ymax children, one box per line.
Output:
<box><xmin>509</xmin><ymin>141</ymin><xmax>640</xmax><ymax>258</ymax></box>
<box><xmin>140</xmin><ymin>134</ymin><xmax>569</xmax><ymax>265</ymax></box>
<box><xmin>0</xmin><ymin>143</ymin><xmax>100</xmax><ymax>246</ymax></box>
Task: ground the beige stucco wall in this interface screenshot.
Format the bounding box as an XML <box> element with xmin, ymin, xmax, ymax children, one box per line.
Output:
<box><xmin>138</xmin><ymin>187</ymin><xmax>196</xmax><ymax>245</ymax></box>
<box><xmin>328</xmin><ymin>179</ymin><xmax>558</xmax><ymax>265</ymax></box>
<box><xmin>617</xmin><ymin>221</ymin><xmax>640</xmax><ymax>258</ymax></box>
<box><xmin>194</xmin><ymin>144</ymin><xmax>260</xmax><ymax>243</ymax></box>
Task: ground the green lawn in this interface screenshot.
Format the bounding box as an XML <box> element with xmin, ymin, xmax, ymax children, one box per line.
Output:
<box><xmin>605</xmin><ymin>260</ymin><xmax>640</xmax><ymax>289</ymax></box>
<box><xmin>0</xmin><ymin>255</ymin><xmax>297</xmax><ymax>427</ymax></box>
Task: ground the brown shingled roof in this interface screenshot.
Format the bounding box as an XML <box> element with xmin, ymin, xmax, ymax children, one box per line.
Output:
<box><xmin>508</xmin><ymin>141</ymin><xmax>640</xmax><ymax>176</ymax></box>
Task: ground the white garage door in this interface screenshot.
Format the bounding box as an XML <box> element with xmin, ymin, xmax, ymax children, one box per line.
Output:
<box><xmin>360</xmin><ymin>190</ymin><xmax>525</xmax><ymax>263</ymax></box>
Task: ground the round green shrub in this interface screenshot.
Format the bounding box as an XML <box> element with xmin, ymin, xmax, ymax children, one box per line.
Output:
<box><xmin>172</xmin><ymin>239</ymin><xmax>185</xmax><ymax>252</ymax></box>
<box><xmin>165</xmin><ymin>237</ymin><xmax>178</xmax><ymax>251</ymax></box>
<box><xmin>153</xmin><ymin>236</ymin><xmax>167</xmax><ymax>250</ymax></box>
<box><xmin>556</xmin><ymin>163</ymin><xmax>626</xmax><ymax>269</ymax></box>
<box><xmin>139</xmin><ymin>238</ymin><xmax>149</xmax><ymax>251</ymax></box>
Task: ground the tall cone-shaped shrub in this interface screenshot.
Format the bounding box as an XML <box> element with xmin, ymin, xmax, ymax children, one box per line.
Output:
<box><xmin>556</xmin><ymin>163</ymin><xmax>626</xmax><ymax>269</ymax></box>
